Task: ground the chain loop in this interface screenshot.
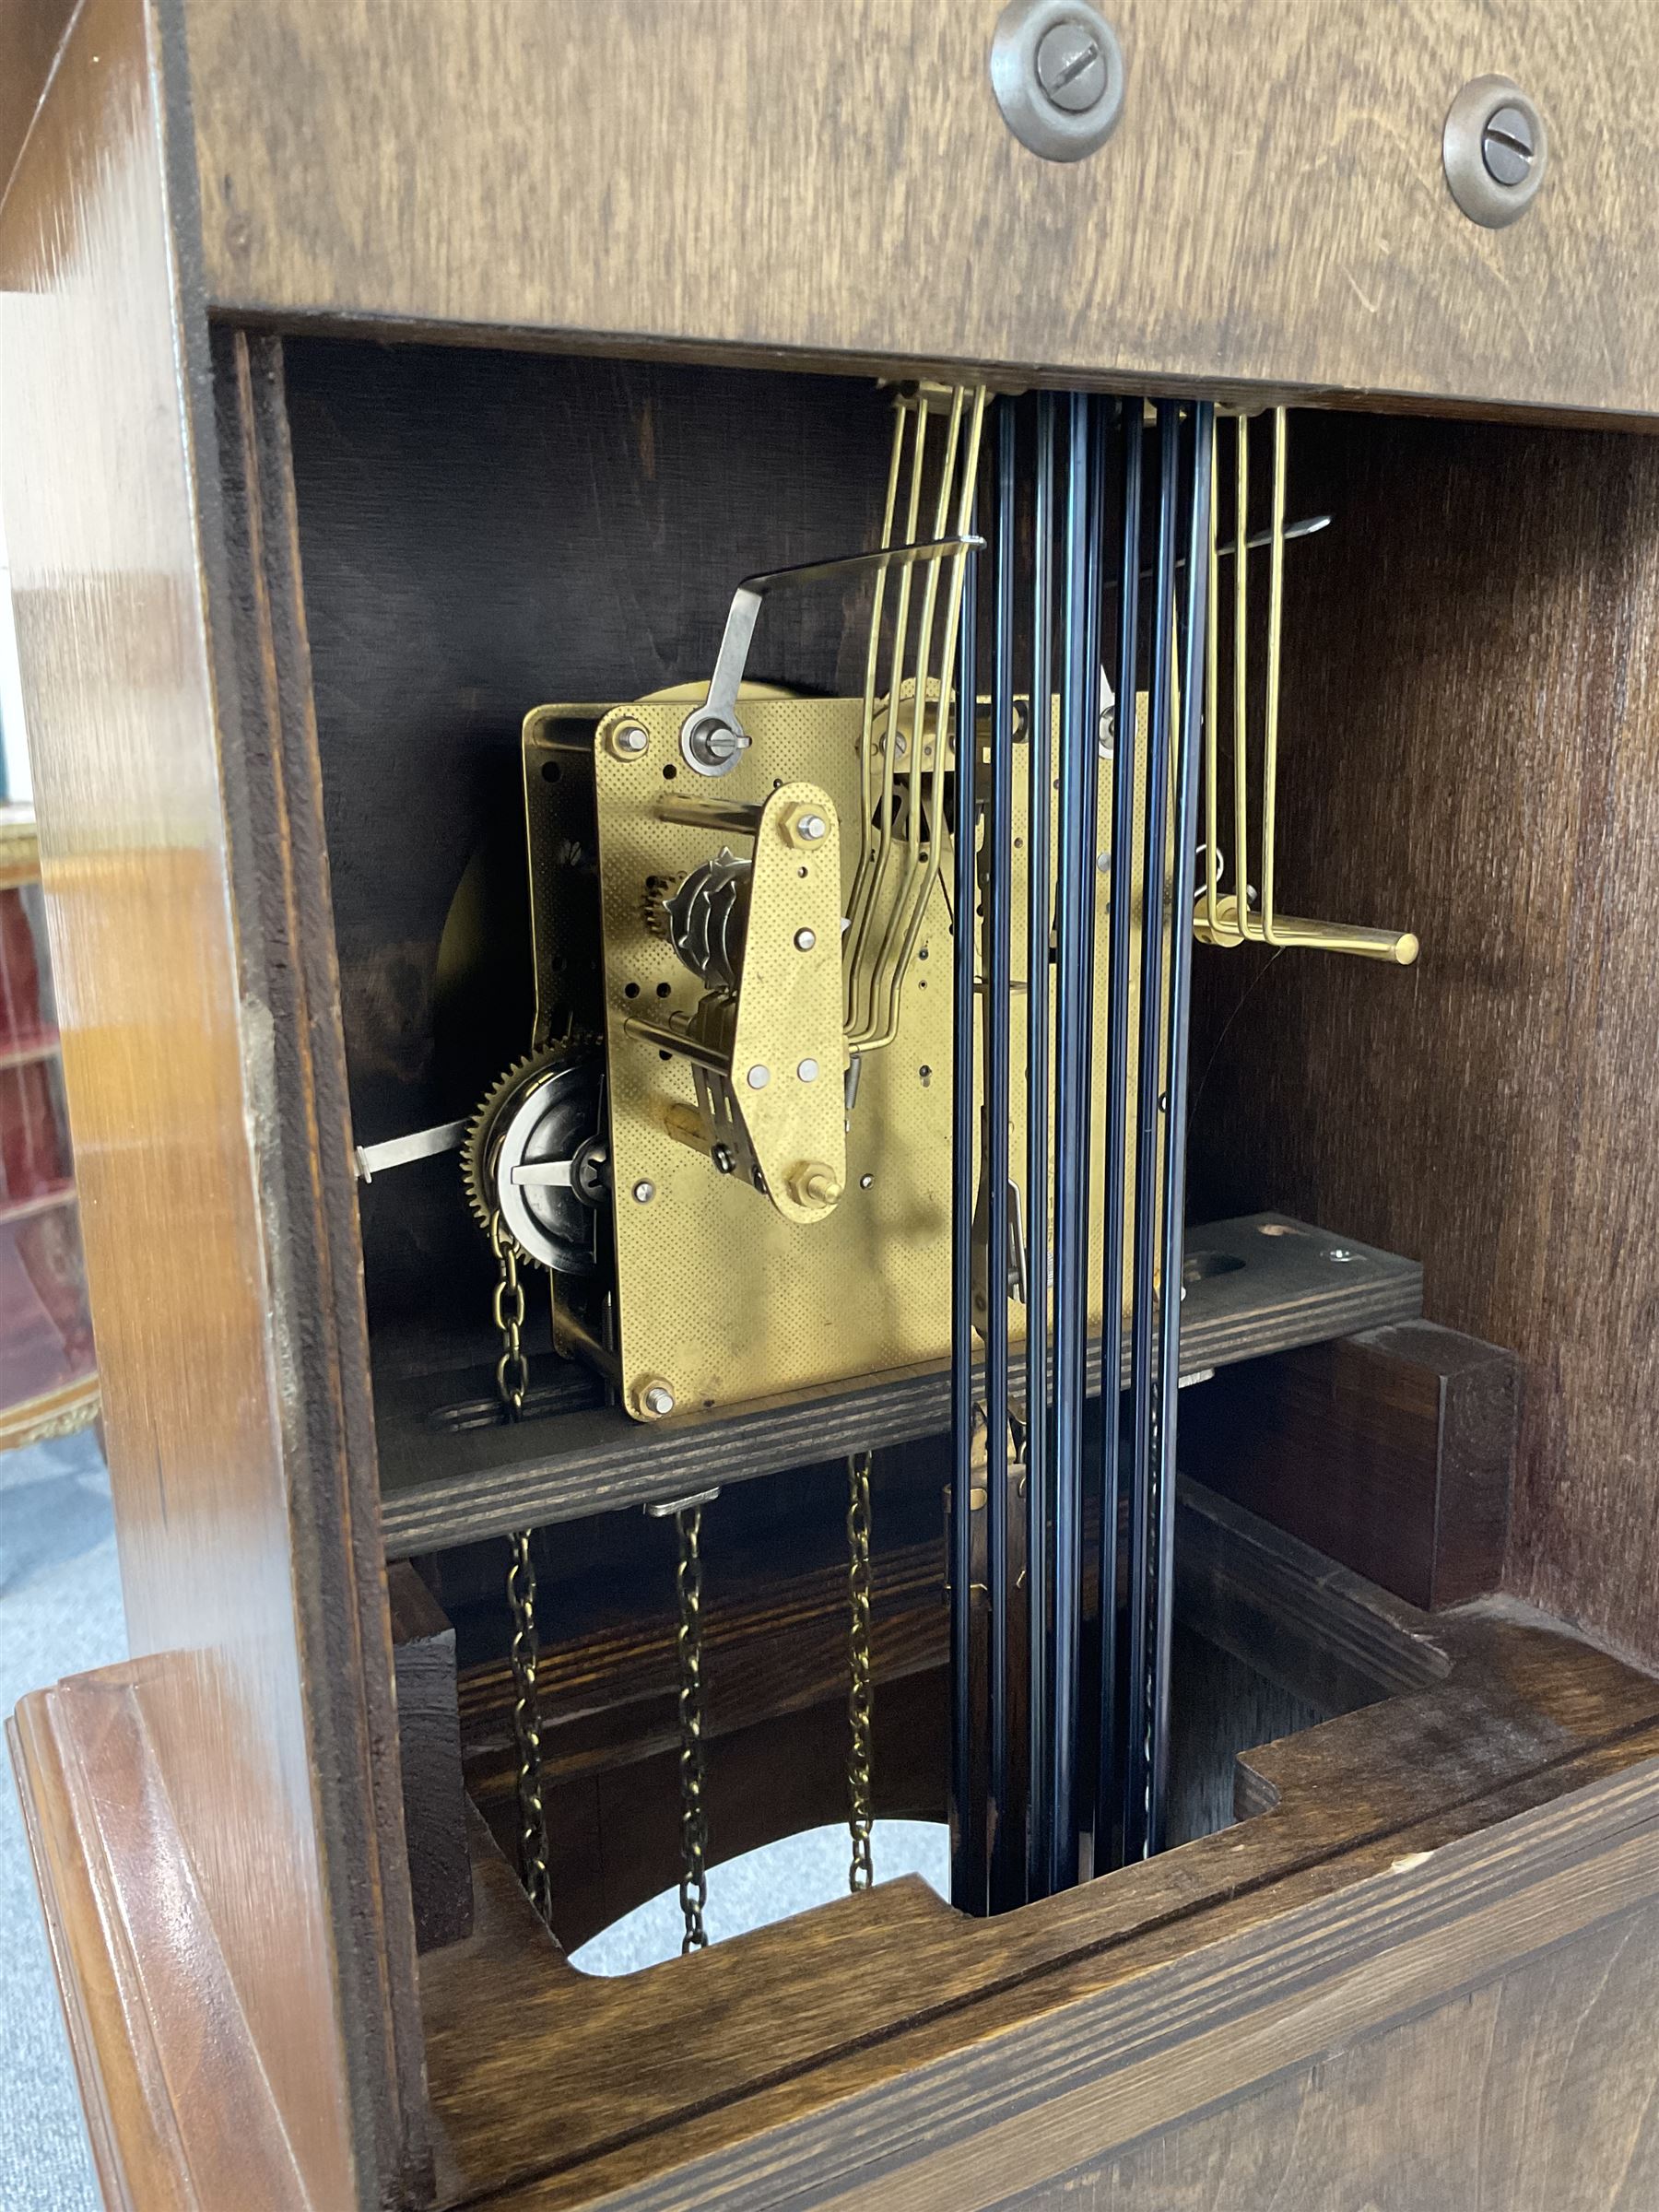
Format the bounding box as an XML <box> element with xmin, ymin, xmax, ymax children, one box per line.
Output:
<box><xmin>847</xmin><ymin>1451</ymin><xmax>875</xmax><ymax>1892</ymax></box>
<box><xmin>674</xmin><ymin>1505</ymin><xmax>710</xmax><ymax>1952</ymax></box>
<box><xmin>489</xmin><ymin>1209</ymin><xmax>530</xmax><ymax>1417</ymax></box>
<box><xmin>506</xmin><ymin>1530</ymin><xmax>554</xmax><ymax>1925</ymax></box>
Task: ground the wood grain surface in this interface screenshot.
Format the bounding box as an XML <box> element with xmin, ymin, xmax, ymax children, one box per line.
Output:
<box><xmin>212</xmin><ymin>324</ymin><xmax>431</xmax><ymax>2201</ymax></box>
<box><xmin>390</xmin><ymin>1564</ymin><xmax>473</xmax><ymax>1953</ymax></box>
<box><xmin>180</xmin><ymin>1</ymin><xmax>1659</xmax><ymax>419</ymax></box>
<box><xmin>0</xmin><ymin>0</ymin><xmax>76</xmax><ymax>204</ymax></box>
<box><xmin>1187</xmin><ymin>407</ymin><xmax>1659</xmax><ymax>1668</ymax></box>
<box><xmin>378</xmin><ymin>1213</ymin><xmax>1421</xmax><ymax>1550</ymax></box>
<box><xmin>1001</xmin><ymin>1895</ymin><xmax>1659</xmax><ymax>2208</ymax></box>
<box><xmin>1183</xmin><ymin>1319</ymin><xmax>1520</xmax><ymax>1609</ymax></box>
<box><xmin>280</xmin><ymin>337</ymin><xmax>897</xmax><ymax>1342</ymax></box>
<box><xmin>1</xmin><ymin>10</ymin><xmax>424</xmax><ymax>2205</ymax></box>
<box><xmin>412</xmin><ymin>1483</ymin><xmax>1659</xmax><ymax>2210</ymax></box>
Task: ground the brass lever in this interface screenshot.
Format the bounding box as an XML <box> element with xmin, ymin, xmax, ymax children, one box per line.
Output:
<box><xmin>1194</xmin><ymin>407</ymin><xmax>1418</xmax><ymax>967</ymax></box>
<box><xmin>680</xmin><ymin>535</ymin><xmax>979</xmax><ymax>777</ymax></box>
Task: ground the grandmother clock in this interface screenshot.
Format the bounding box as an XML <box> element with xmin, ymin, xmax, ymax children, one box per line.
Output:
<box><xmin>8</xmin><ymin>4</ymin><xmax>1659</xmax><ymax>2207</ymax></box>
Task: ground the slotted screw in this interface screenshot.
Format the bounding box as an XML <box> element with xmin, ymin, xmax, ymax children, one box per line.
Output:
<box><xmin>1035</xmin><ymin>18</ymin><xmax>1108</xmax><ymax>112</ymax></box>
<box><xmin>1482</xmin><ymin>104</ymin><xmax>1535</xmax><ymax>186</ymax></box>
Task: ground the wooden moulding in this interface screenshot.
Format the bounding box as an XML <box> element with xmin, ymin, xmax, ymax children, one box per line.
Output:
<box><xmin>7</xmin><ymin>1669</ymin><xmax>325</xmax><ymax>2208</ymax></box>
<box><xmin>408</xmin><ymin>1483</ymin><xmax>1659</xmax><ymax>2212</ymax></box>
<box><xmin>1182</xmin><ymin>1319</ymin><xmax>1521</xmax><ymax>1612</ymax></box>
<box><xmin>377</xmin><ymin>1212</ymin><xmax>1422</xmax><ymax>1552</ymax></box>
<box><xmin>178</xmin><ymin>0</ymin><xmax>1659</xmax><ymax>422</ymax></box>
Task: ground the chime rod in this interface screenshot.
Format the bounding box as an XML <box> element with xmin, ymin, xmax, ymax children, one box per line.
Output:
<box><xmin>984</xmin><ymin>399</ymin><xmax>1017</xmax><ymax>1911</ymax></box>
<box><xmin>844</xmin><ymin>400</ymin><xmax>910</xmax><ymax>1030</ymax></box>
<box><xmin>1048</xmin><ymin>392</ymin><xmax>1096</xmax><ymax>1895</ymax></box>
<box><xmin>948</xmin><ymin>540</ymin><xmax>983</xmax><ymax>1915</ymax></box>
<box><xmin>1123</xmin><ymin>402</ymin><xmax>1181</xmax><ymax>1865</ymax></box>
<box><xmin>846</xmin><ymin>401</ymin><xmax>933</xmax><ymax>1039</ymax></box>
<box><xmin>862</xmin><ymin>389</ymin><xmax>986</xmax><ymax>1053</ymax></box>
<box><xmin>1095</xmin><ymin>397</ymin><xmax>1142</xmax><ymax>1874</ymax></box>
<box><xmin>1147</xmin><ymin>402</ymin><xmax>1215</xmax><ymax>1853</ymax></box>
<box><xmin>1024</xmin><ymin>392</ymin><xmax>1056</xmax><ymax>1902</ymax></box>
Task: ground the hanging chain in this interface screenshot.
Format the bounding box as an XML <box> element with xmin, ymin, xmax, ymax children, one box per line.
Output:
<box><xmin>490</xmin><ymin>1206</ymin><xmax>551</xmax><ymax>1919</ymax></box>
<box><xmin>847</xmin><ymin>1452</ymin><xmax>875</xmax><ymax>1892</ymax></box>
<box><xmin>507</xmin><ymin>1531</ymin><xmax>553</xmax><ymax>1926</ymax></box>
<box><xmin>674</xmin><ymin>1505</ymin><xmax>710</xmax><ymax>1952</ymax></box>
<box><xmin>489</xmin><ymin>1208</ymin><xmax>530</xmax><ymax>1417</ymax></box>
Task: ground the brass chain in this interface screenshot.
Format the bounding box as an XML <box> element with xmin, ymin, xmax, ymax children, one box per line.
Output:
<box><xmin>489</xmin><ymin>1208</ymin><xmax>530</xmax><ymax>1417</ymax></box>
<box><xmin>506</xmin><ymin>1531</ymin><xmax>553</xmax><ymax>1926</ymax></box>
<box><xmin>490</xmin><ymin>1207</ymin><xmax>551</xmax><ymax>1919</ymax></box>
<box><xmin>674</xmin><ymin>1505</ymin><xmax>710</xmax><ymax>1953</ymax></box>
<box><xmin>846</xmin><ymin>1451</ymin><xmax>875</xmax><ymax>1892</ymax></box>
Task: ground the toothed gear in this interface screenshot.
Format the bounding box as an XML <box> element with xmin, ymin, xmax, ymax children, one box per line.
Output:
<box><xmin>463</xmin><ymin>1040</ymin><xmax>606</xmax><ymax>1275</ymax></box>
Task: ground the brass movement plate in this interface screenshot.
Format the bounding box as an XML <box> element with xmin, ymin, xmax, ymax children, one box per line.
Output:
<box><xmin>572</xmin><ymin>690</ymin><xmax>1144</xmax><ymax>1418</ymax></box>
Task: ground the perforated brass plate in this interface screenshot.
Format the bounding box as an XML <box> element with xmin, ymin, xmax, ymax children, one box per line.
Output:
<box><xmin>578</xmin><ymin>690</ymin><xmax>1144</xmax><ymax>1419</ymax></box>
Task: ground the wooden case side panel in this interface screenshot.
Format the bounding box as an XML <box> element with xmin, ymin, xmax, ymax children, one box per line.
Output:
<box><xmin>1005</xmin><ymin>1897</ymin><xmax>1659</xmax><ymax>2210</ymax></box>
<box><xmin>1187</xmin><ymin>409</ymin><xmax>1659</xmax><ymax>1667</ymax></box>
<box><xmin>0</xmin><ymin>0</ymin><xmax>77</xmax><ymax>206</ymax></box>
<box><xmin>0</xmin><ymin>5</ymin><xmax>416</xmax><ymax>2205</ymax></box>
<box><xmin>182</xmin><ymin>0</ymin><xmax>1659</xmax><ymax>419</ymax></box>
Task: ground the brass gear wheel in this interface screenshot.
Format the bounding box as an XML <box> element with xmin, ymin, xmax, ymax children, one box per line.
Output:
<box><xmin>463</xmin><ymin>1039</ymin><xmax>606</xmax><ymax>1274</ymax></box>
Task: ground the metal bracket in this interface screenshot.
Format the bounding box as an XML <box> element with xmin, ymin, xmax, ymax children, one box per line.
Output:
<box><xmin>354</xmin><ymin>1119</ymin><xmax>467</xmax><ymax>1182</ymax></box>
<box><xmin>681</xmin><ymin>537</ymin><xmax>980</xmax><ymax>776</ymax></box>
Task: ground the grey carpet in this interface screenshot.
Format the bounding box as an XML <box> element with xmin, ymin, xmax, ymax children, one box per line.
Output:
<box><xmin>1</xmin><ymin>1428</ymin><xmax>123</xmax><ymax>2212</ymax></box>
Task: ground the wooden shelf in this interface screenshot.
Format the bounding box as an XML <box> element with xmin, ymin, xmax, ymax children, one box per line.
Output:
<box><xmin>376</xmin><ymin>1213</ymin><xmax>1422</xmax><ymax>1553</ymax></box>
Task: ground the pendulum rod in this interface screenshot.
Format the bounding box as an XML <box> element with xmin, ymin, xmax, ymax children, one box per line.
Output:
<box><xmin>948</xmin><ymin>528</ymin><xmax>983</xmax><ymax>1914</ymax></box>
<box><xmin>982</xmin><ymin>396</ymin><xmax>1018</xmax><ymax>1910</ymax></box>
<box><xmin>846</xmin><ymin>1451</ymin><xmax>876</xmax><ymax>1892</ymax></box>
<box><xmin>1047</xmin><ymin>393</ymin><xmax>1097</xmax><ymax>1894</ymax></box>
<box><xmin>1122</xmin><ymin>404</ymin><xmax>1182</xmax><ymax>1865</ymax></box>
<box><xmin>1095</xmin><ymin>398</ymin><xmax>1142</xmax><ymax>1874</ymax></box>
<box><xmin>1147</xmin><ymin>401</ymin><xmax>1214</xmax><ymax>1847</ymax></box>
<box><xmin>1023</xmin><ymin>392</ymin><xmax>1056</xmax><ymax>1901</ymax></box>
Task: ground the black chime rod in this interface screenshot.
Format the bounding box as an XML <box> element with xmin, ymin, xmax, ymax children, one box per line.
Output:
<box><xmin>985</xmin><ymin>399</ymin><xmax>1017</xmax><ymax>1910</ymax></box>
<box><xmin>1094</xmin><ymin>398</ymin><xmax>1142</xmax><ymax>1874</ymax></box>
<box><xmin>1024</xmin><ymin>392</ymin><xmax>1055</xmax><ymax>1902</ymax></box>
<box><xmin>1122</xmin><ymin>401</ymin><xmax>1181</xmax><ymax>1865</ymax></box>
<box><xmin>1147</xmin><ymin>401</ymin><xmax>1215</xmax><ymax>1850</ymax></box>
<box><xmin>1047</xmin><ymin>392</ymin><xmax>1095</xmax><ymax>1894</ymax></box>
<box><xmin>949</xmin><ymin>536</ymin><xmax>982</xmax><ymax>1915</ymax></box>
